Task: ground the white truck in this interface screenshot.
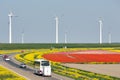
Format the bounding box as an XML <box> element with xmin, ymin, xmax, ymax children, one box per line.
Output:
<box><xmin>33</xmin><ymin>59</ymin><xmax>51</xmax><ymax>76</ymax></box>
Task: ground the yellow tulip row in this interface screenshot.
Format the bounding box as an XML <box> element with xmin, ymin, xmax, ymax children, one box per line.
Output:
<box><xmin>0</xmin><ymin>50</ymin><xmax>22</xmax><ymax>54</ymax></box>
<box><xmin>0</xmin><ymin>65</ymin><xmax>26</xmax><ymax>80</ymax></box>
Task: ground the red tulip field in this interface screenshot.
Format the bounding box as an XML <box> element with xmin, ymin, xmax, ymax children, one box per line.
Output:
<box><xmin>43</xmin><ymin>50</ymin><xmax>120</xmax><ymax>63</ymax></box>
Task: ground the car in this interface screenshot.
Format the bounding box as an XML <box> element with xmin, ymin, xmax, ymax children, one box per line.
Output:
<box><xmin>4</xmin><ymin>58</ymin><xmax>10</xmax><ymax>61</ymax></box>
<box><xmin>0</xmin><ymin>54</ymin><xmax>2</xmax><ymax>57</ymax></box>
<box><xmin>19</xmin><ymin>63</ymin><xmax>27</xmax><ymax>68</ymax></box>
<box><xmin>3</xmin><ymin>55</ymin><xmax>10</xmax><ymax>61</ymax></box>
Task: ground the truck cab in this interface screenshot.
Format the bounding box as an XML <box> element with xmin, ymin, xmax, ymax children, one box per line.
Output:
<box><xmin>34</xmin><ymin>59</ymin><xmax>51</xmax><ymax>76</ymax></box>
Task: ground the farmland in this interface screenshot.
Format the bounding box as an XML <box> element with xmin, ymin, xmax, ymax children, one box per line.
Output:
<box><xmin>14</xmin><ymin>48</ymin><xmax>120</xmax><ymax>80</ymax></box>
<box><xmin>0</xmin><ymin>43</ymin><xmax>120</xmax><ymax>50</ymax></box>
<box><xmin>0</xmin><ymin>43</ymin><xmax>120</xmax><ymax>80</ymax></box>
<box><xmin>63</xmin><ymin>64</ymin><xmax>120</xmax><ymax>78</ymax></box>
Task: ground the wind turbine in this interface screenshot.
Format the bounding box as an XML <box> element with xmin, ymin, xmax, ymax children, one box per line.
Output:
<box><xmin>8</xmin><ymin>11</ymin><xmax>16</xmax><ymax>44</ymax></box>
<box><xmin>64</xmin><ymin>32</ymin><xmax>67</xmax><ymax>49</ymax></box>
<box><xmin>21</xmin><ymin>31</ymin><xmax>24</xmax><ymax>44</ymax></box>
<box><xmin>55</xmin><ymin>16</ymin><xmax>59</xmax><ymax>43</ymax></box>
<box><xmin>65</xmin><ymin>32</ymin><xmax>67</xmax><ymax>43</ymax></box>
<box><xmin>99</xmin><ymin>17</ymin><xmax>103</xmax><ymax>44</ymax></box>
<box><xmin>109</xmin><ymin>32</ymin><xmax>111</xmax><ymax>44</ymax></box>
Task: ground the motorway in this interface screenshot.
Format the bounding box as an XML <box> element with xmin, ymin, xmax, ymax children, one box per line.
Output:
<box><xmin>0</xmin><ymin>55</ymin><xmax>73</xmax><ymax>80</ymax></box>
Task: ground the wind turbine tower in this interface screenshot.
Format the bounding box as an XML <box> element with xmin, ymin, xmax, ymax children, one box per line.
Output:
<box><xmin>109</xmin><ymin>32</ymin><xmax>111</xmax><ymax>44</ymax></box>
<box><xmin>65</xmin><ymin>32</ymin><xmax>67</xmax><ymax>43</ymax></box>
<box><xmin>21</xmin><ymin>31</ymin><xmax>24</xmax><ymax>44</ymax></box>
<box><xmin>8</xmin><ymin>11</ymin><xmax>15</xmax><ymax>44</ymax></box>
<box><xmin>99</xmin><ymin>18</ymin><xmax>103</xmax><ymax>44</ymax></box>
<box><xmin>55</xmin><ymin>16</ymin><xmax>59</xmax><ymax>43</ymax></box>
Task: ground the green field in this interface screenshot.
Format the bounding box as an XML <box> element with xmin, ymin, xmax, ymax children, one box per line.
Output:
<box><xmin>0</xmin><ymin>43</ymin><xmax>120</xmax><ymax>50</ymax></box>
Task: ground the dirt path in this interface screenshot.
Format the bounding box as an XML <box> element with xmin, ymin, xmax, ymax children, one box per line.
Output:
<box><xmin>63</xmin><ymin>63</ymin><xmax>120</xmax><ymax>78</ymax></box>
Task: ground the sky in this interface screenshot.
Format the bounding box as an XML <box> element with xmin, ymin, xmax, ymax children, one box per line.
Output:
<box><xmin>0</xmin><ymin>0</ymin><xmax>120</xmax><ymax>43</ymax></box>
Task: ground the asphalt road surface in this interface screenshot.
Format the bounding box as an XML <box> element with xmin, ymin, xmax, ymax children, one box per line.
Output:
<box><xmin>0</xmin><ymin>55</ymin><xmax>73</xmax><ymax>80</ymax></box>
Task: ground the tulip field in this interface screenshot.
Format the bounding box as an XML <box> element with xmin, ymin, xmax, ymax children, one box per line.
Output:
<box><xmin>43</xmin><ymin>50</ymin><xmax>120</xmax><ymax>63</ymax></box>
<box><xmin>1</xmin><ymin>43</ymin><xmax>120</xmax><ymax>80</ymax></box>
<box><xmin>0</xmin><ymin>44</ymin><xmax>120</xmax><ymax>80</ymax></box>
<box><xmin>14</xmin><ymin>48</ymin><xmax>120</xmax><ymax>80</ymax></box>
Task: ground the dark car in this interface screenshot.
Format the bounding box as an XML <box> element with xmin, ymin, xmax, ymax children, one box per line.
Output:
<box><xmin>19</xmin><ymin>63</ymin><xmax>27</xmax><ymax>68</ymax></box>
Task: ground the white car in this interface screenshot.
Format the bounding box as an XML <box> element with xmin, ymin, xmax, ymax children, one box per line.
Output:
<box><xmin>0</xmin><ymin>54</ymin><xmax>2</xmax><ymax>57</ymax></box>
<box><xmin>20</xmin><ymin>63</ymin><xmax>27</xmax><ymax>68</ymax></box>
<box><xmin>5</xmin><ymin>58</ymin><xmax>10</xmax><ymax>61</ymax></box>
